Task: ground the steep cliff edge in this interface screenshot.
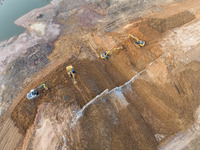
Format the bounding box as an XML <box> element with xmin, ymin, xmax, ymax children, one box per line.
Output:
<box><xmin>0</xmin><ymin>0</ymin><xmax>200</xmax><ymax>149</ymax></box>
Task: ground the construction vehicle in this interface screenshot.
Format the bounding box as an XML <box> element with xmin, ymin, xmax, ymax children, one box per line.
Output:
<box><xmin>126</xmin><ymin>34</ymin><xmax>145</xmax><ymax>47</ymax></box>
<box><xmin>66</xmin><ymin>65</ymin><xmax>77</xmax><ymax>84</ymax></box>
<box><xmin>27</xmin><ymin>84</ymin><xmax>48</xmax><ymax>100</ymax></box>
<box><xmin>101</xmin><ymin>46</ymin><xmax>123</xmax><ymax>59</ymax></box>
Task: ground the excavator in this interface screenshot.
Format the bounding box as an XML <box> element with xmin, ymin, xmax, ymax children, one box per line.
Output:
<box><xmin>126</xmin><ymin>34</ymin><xmax>145</xmax><ymax>47</ymax></box>
<box><xmin>66</xmin><ymin>65</ymin><xmax>77</xmax><ymax>84</ymax></box>
<box><xmin>27</xmin><ymin>84</ymin><xmax>48</xmax><ymax>100</ymax></box>
<box><xmin>101</xmin><ymin>46</ymin><xmax>123</xmax><ymax>59</ymax></box>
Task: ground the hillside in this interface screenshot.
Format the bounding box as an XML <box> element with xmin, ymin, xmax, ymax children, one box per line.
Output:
<box><xmin>0</xmin><ymin>0</ymin><xmax>200</xmax><ymax>149</ymax></box>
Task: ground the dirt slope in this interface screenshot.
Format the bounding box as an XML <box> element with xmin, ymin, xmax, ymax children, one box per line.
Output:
<box><xmin>1</xmin><ymin>0</ymin><xmax>200</xmax><ymax>150</ymax></box>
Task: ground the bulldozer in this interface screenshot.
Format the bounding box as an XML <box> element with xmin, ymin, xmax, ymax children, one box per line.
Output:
<box><xmin>66</xmin><ymin>65</ymin><xmax>77</xmax><ymax>84</ymax></box>
<box><xmin>101</xmin><ymin>46</ymin><xmax>123</xmax><ymax>60</ymax></box>
<box><xmin>27</xmin><ymin>84</ymin><xmax>48</xmax><ymax>100</ymax></box>
<box><xmin>126</xmin><ymin>34</ymin><xmax>145</xmax><ymax>47</ymax></box>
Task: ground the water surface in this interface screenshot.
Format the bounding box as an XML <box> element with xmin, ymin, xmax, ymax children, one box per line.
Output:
<box><xmin>0</xmin><ymin>0</ymin><xmax>51</xmax><ymax>42</ymax></box>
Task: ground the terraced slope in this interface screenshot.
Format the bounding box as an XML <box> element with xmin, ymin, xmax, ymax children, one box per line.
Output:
<box><xmin>0</xmin><ymin>0</ymin><xmax>200</xmax><ymax>149</ymax></box>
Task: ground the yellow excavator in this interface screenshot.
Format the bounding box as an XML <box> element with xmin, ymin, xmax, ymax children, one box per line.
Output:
<box><xmin>66</xmin><ymin>65</ymin><xmax>77</xmax><ymax>84</ymax></box>
<box><xmin>101</xmin><ymin>46</ymin><xmax>123</xmax><ymax>59</ymax></box>
<box><xmin>27</xmin><ymin>84</ymin><xmax>48</xmax><ymax>100</ymax></box>
<box><xmin>126</xmin><ymin>34</ymin><xmax>145</xmax><ymax>47</ymax></box>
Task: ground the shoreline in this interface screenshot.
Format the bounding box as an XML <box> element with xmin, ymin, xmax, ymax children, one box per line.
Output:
<box><xmin>0</xmin><ymin>0</ymin><xmax>61</xmax><ymax>74</ymax></box>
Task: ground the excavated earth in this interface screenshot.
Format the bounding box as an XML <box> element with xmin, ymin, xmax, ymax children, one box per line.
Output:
<box><xmin>1</xmin><ymin>0</ymin><xmax>200</xmax><ymax>149</ymax></box>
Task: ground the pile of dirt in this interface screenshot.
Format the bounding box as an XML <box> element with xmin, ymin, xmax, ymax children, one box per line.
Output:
<box><xmin>147</xmin><ymin>11</ymin><xmax>195</xmax><ymax>33</ymax></box>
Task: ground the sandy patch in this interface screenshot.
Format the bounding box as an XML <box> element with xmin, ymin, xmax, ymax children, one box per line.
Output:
<box><xmin>30</xmin><ymin>22</ymin><xmax>47</xmax><ymax>36</ymax></box>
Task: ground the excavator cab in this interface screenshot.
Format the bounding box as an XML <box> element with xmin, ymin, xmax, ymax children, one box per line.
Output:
<box><xmin>66</xmin><ymin>65</ymin><xmax>77</xmax><ymax>84</ymax></box>
<box><xmin>126</xmin><ymin>34</ymin><xmax>145</xmax><ymax>47</ymax></box>
<box><xmin>27</xmin><ymin>89</ymin><xmax>38</xmax><ymax>100</ymax></box>
<box><xmin>66</xmin><ymin>65</ymin><xmax>75</xmax><ymax>78</ymax></box>
<box><xmin>27</xmin><ymin>84</ymin><xmax>48</xmax><ymax>100</ymax></box>
<box><xmin>101</xmin><ymin>51</ymin><xmax>109</xmax><ymax>59</ymax></box>
<box><xmin>136</xmin><ymin>40</ymin><xmax>145</xmax><ymax>47</ymax></box>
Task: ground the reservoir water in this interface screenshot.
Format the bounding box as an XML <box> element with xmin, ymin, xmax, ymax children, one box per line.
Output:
<box><xmin>0</xmin><ymin>0</ymin><xmax>51</xmax><ymax>42</ymax></box>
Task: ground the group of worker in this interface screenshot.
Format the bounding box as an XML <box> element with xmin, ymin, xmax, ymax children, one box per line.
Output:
<box><xmin>27</xmin><ymin>34</ymin><xmax>145</xmax><ymax>100</ymax></box>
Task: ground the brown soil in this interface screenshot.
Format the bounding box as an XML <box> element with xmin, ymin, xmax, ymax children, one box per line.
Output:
<box><xmin>11</xmin><ymin>59</ymin><xmax>127</xmax><ymax>134</ymax></box>
<box><xmin>1</xmin><ymin>0</ymin><xmax>198</xmax><ymax>149</ymax></box>
<box><xmin>147</xmin><ymin>10</ymin><xmax>195</xmax><ymax>33</ymax></box>
<box><xmin>10</xmin><ymin>9</ymin><xmax>195</xmax><ymax>137</ymax></box>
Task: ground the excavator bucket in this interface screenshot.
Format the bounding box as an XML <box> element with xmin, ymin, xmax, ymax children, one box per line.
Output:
<box><xmin>113</xmin><ymin>46</ymin><xmax>123</xmax><ymax>51</ymax></box>
<box><xmin>43</xmin><ymin>84</ymin><xmax>48</xmax><ymax>90</ymax></box>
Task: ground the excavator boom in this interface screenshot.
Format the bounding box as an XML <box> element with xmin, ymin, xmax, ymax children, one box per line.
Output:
<box><xmin>35</xmin><ymin>84</ymin><xmax>48</xmax><ymax>90</ymax></box>
<box><xmin>128</xmin><ymin>34</ymin><xmax>139</xmax><ymax>41</ymax></box>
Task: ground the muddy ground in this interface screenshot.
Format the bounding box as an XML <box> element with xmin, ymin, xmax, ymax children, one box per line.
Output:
<box><xmin>1</xmin><ymin>0</ymin><xmax>200</xmax><ymax>149</ymax></box>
